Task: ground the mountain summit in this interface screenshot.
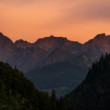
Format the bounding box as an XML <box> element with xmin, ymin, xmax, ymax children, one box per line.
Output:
<box><xmin>0</xmin><ymin>32</ymin><xmax>110</xmax><ymax>95</ymax></box>
<box><xmin>84</xmin><ymin>33</ymin><xmax>110</xmax><ymax>54</ymax></box>
<box><xmin>15</xmin><ymin>39</ymin><xmax>32</xmax><ymax>49</ymax></box>
<box><xmin>34</xmin><ymin>35</ymin><xmax>68</xmax><ymax>52</ymax></box>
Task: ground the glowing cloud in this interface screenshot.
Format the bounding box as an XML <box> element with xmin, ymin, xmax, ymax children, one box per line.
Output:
<box><xmin>0</xmin><ymin>0</ymin><xmax>110</xmax><ymax>43</ymax></box>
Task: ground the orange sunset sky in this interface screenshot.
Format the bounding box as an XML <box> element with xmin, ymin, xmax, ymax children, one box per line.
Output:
<box><xmin>0</xmin><ymin>0</ymin><xmax>110</xmax><ymax>43</ymax></box>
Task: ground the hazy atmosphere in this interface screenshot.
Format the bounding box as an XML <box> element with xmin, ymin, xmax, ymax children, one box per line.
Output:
<box><xmin>1</xmin><ymin>1</ymin><xmax>110</xmax><ymax>110</ymax></box>
<box><xmin>1</xmin><ymin>0</ymin><xmax>110</xmax><ymax>43</ymax></box>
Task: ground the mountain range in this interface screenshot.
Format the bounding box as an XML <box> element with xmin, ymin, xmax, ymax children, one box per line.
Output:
<box><xmin>1</xmin><ymin>41</ymin><xmax>110</xmax><ymax>110</ymax></box>
<box><xmin>0</xmin><ymin>61</ymin><xmax>63</xmax><ymax>110</ymax></box>
<box><xmin>0</xmin><ymin>32</ymin><xmax>110</xmax><ymax>96</ymax></box>
<box><xmin>1</xmin><ymin>32</ymin><xmax>110</xmax><ymax>72</ymax></box>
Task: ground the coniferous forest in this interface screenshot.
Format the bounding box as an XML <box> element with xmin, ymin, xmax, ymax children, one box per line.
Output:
<box><xmin>1</xmin><ymin>0</ymin><xmax>110</xmax><ymax>109</ymax></box>
<box><xmin>0</xmin><ymin>62</ymin><xmax>65</xmax><ymax>110</ymax></box>
<box><xmin>64</xmin><ymin>53</ymin><xmax>110</xmax><ymax>110</ymax></box>
<box><xmin>1</xmin><ymin>54</ymin><xmax>110</xmax><ymax>110</ymax></box>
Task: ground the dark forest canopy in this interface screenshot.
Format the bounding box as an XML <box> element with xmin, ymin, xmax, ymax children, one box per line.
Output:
<box><xmin>0</xmin><ymin>61</ymin><xmax>65</xmax><ymax>110</ymax></box>
<box><xmin>64</xmin><ymin>53</ymin><xmax>110</xmax><ymax>110</ymax></box>
<box><xmin>1</xmin><ymin>53</ymin><xmax>110</xmax><ymax>110</ymax></box>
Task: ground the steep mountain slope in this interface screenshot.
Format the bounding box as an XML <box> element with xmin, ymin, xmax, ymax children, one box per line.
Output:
<box><xmin>25</xmin><ymin>62</ymin><xmax>88</xmax><ymax>97</ymax></box>
<box><xmin>0</xmin><ymin>32</ymin><xmax>110</xmax><ymax>73</ymax></box>
<box><xmin>0</xmin><ymin>61</ymin><xmax>40</xmax><ymax>110</ymax></box>
<box><xmin>64</xmin><ymin>54</ymin><xmax>110</xmax><ymax>110</ymax></box>
<box><xmin>0</xmin><ymin>33</ymin><xmax>84</xmax><ymax>72</ymax></box>
<box><xmin>72</xmin><ymin>33</ymin><xmax>110</xmax><ymax>66</ymax></box>
<box><xmin>83</xmin><ymin>33</ymin><xmax>110</xmax><ymax>59</ymax></box>
<box><xmin>44</xmin><ymin>40</ymin><xmax>83</xmax><ymax>65</ymax></box>
<box><xmin>34</xmin><ymin>35</ymin><xmax>67</xmax><ymax>52</ymax></box>
<box><xmin>0</xmin><ymin>32</ymin><xmax>14</xmax><ymax>61</ymax></box>
<box><xmin>0</xmin><ymin>61</ymin><xmax>65</xmax><ymax>110</ymax></box>
<box><xmin>26</xmin><ymin>33</ymin><xmax>110</xmax><ymax>96</ymax></box>
<box><xmin>15</xmin><ymin>39</ymin><xmax>32</xmax><ymax>49</ymax></box>
<box><xmin>1</xmin><ymin>32</ymin><xmax>110</xmax><ymax>96</ymax></box>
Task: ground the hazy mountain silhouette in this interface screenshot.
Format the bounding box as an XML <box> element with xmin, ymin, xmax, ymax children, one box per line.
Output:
<box><xmin>0</xmin><ymin>32</ymin><xmax>110</xmax><ymax>95</ymax></box>
<box><xmin>25</xmin><ymin>62</ymin><xmax>87</xmax><ymax>97</ymax></box>
<box><xmin>0</xmin><ymin>32</ymin><xmax>109</xmax><ymax>72</ymax></box>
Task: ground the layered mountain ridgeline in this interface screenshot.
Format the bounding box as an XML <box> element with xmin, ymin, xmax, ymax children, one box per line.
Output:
<box><xmin>1</xmin><ymin>48</ymin><xmax>110</xmax><ymax>110</ymax></box>
<box><xmin>25</xmin><ymin>62</ymin><xmax>87</xmax><ymax>97</ymax></box>
<box><xmin>0</xmin><ymin>33</ymin><xmax>85</xmax><ymax>73</ymax></box>
<box><xmin>0</xmin><ymin>61</ymin><xmax>66</xmax><ymax>110</ymax></box>
<box><xmin>1</xmin><ymin>32</ymin><xmax>110</xmax><ymax>96</ymax></box>
<box><xmin>64</xmin><ymin>53</ymin><xmax>110</xmax><ymax>110</ymax></box>
<box><xmin>1</xmin><ymin>32</ymin><xmax>110</xmax><ymax>73</ymax></box>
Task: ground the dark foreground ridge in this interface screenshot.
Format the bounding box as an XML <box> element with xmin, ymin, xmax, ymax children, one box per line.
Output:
<box><xmin>1</xmin><ymin>53</ymin><xmax>110</xmax><ymax>109</ymax></box>
<box><xmin>64</xmin><ymin>53</ymin><xmax>110</xmax><ymax>110</ymax></box>
<box><xmin>0</xmin><ymin>61</ymin><xmax>65</xmax><ymax>110</ymax></box>
<box><xmin>1</xmin><ymin>32</ymin><xmax>110</xmax><ymax>96</ymax></box>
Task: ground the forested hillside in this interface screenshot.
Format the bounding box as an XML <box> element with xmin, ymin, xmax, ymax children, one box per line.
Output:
<box><xmin>1</xmin><ymin>32</ymin><xmax>110</xmax><ymax>96</ymax></box>
<box><xmin>0</xmin><ymin>62</ymin><xmax>64</xmax><ymax>110</ymax></box>
<box><xmin>1</xmin><ymin>53</ymin><xmax>110</xmax><ymax>110</ymax></box>
<box><xmin>64</xmin><ymin>53</ymin><xmax>110</xmax><ymax>110</ymax></box>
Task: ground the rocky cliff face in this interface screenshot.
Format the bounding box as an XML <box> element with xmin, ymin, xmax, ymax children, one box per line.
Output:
<box><xmin>15</xmin><ymin>39</ymin><xmax>32</xmax><ymax>49</ymax></box>
<box><xmin>84</xmin><ymin>33</ymin><xmax>110</xmax><ymax>54</ymax></box>
<box><xmin>0</xmin><ymin>32</ymin><xmax>14</xmax><ymax>61</ymax></box>
<box><xmin>0</xmin><ymin>32</ymin><xmax>110</xmax><ymax>72</ymax></box>
<box><xmin>34</xmin><ymin>35</ymin><xmax>67</xmax><ymax>51</ymax></box>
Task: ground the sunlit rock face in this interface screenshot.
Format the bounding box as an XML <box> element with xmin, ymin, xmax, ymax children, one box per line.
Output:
<box><xmin>15</xmin><ymin>39</ymin><xmax>32</xmax><ymax>49</ymax></box>
<box><xmin>0</xmin><ymin>32</ymin><xmax>110</xmax><ymax>72</ymax></box>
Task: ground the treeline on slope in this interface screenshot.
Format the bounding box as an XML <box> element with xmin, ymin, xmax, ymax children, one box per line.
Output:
<box><xmin>64</xmin><ymin>53</ymin><xmax>110</xmax><ymax>110</ymax></box>
<box><xmin>0</xmin><ymin>61</ymin><xmax>66</xmax><ymax>110</ymax></box>
<box><xmin>2</xmin><ymin>53</ymin><xmax>110</xmax><ymax>110</ymax></box>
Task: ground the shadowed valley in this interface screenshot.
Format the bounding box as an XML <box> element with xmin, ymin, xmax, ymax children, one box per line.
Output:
<box><xmin>0</xmin><ymin>32</ymin><xmax>110</xmax><ymax>96</ymax></box>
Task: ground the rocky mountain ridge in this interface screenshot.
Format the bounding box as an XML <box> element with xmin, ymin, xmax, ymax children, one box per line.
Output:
<box><xmin>0</xmin><ymin>32</ymin><xmax>109</xmax><ymax>72</ymax></box>
<box><xmin>1</xmin><ymin>32</ymin><xmax>110</xmax><ymax>96</ymax></box>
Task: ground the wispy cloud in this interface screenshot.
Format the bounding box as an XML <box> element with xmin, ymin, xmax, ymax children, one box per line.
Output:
<box><xmin>65</xmin><ymin>0</ymin><xmax>110</xmax><ymax>22</ymax></box>
<box><xmin>0</xmin><ymin>0</ymin><xmax>110</xmax><ymax>43</ymax></box>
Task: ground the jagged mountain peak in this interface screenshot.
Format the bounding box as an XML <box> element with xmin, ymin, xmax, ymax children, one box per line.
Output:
<box><xmin>15</xmin><ymin>39</ymin><xmax>27</xmax><ymax>42</ymax></box>
<box><xmin>15</xmin><ymin>39</ymin><xmax>32</xmax><ymax>49</ymax></box>
<box><xmin>0</xmin><ymin>32</ymin><xmax>3</xmax><ymax>36</ymax></box>
<box><xmin>0</xmin><ymin>32</ymin><xmax>13</xmax><ymax>43</ymax></box>
<box><xmin>94</xmin><ymin>33</ymin><xmax>106</xmax><ymax>39</ymax></box>
<box><xmin>0</xmin><ymin>32</ymin><xmax>8</xmax><ymax>38</ymax></box>
<box><xmin>35</xmin><ymin>35</ymin><xmax>68</xmax><ymax>43</ymax></box>
<box><xmin>94</xmin><ymin>33</ymin><xmax>110</xmax><ymax>41</ymax></box>
<box><xmin>83</xmin><ymin>33</ymin><xmax>110</xmax><ymax>55</ymax></box>
<box><xmin>84</xmin><ymin>33</ymin><xmax>110</xmax><ymax>45</ymax></box>
<box><xmin>34</xmin><ymin>35</ymin><xmax>68</xmax><ymax>51</ymax></box>
<box><xmin>0</xmin><ymin>32</ymin><xmax>13</xmax><ymax>61</ymax></box>
<box><xmin>1</xmin><ymin>32</ymin><xmax>110</xmax><ymax>96</ymax></box>
<box><xmin>0</xmin><ymin>32</ymin><xmax>110</xmax><ymax>72</ymax></box>
<box><xmin>0</xmin><ymin>32</ymin><xmax>13</xmax><ymax>49</ymax></box>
